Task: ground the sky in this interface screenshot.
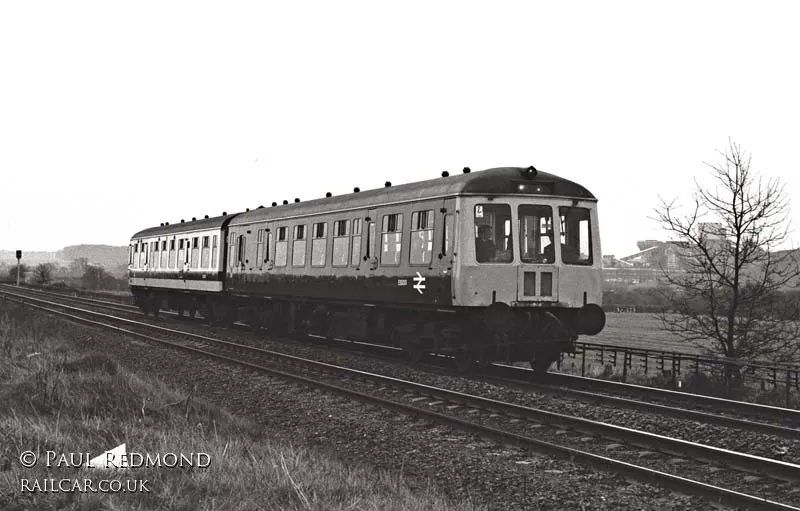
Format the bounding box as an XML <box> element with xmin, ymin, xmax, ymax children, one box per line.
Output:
<box><xmin>2</xmin><ymin>1</ymin><xmax>799</xmax><ymax>257</ymax></box>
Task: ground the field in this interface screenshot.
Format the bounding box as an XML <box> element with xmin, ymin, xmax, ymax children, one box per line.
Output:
<box><xmin>592</xmin><ymin>312</ymin><xmax>706</xmax><ymax>354</ymax></box>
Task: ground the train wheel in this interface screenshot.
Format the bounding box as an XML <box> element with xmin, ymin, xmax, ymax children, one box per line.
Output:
<box><xmin>199</xmin><ymin>303</ymin><xmax>214</xmax><ymax>325</ymax></box>
<box><xmin>530</xmin><ymin>355</ymin><xmax>554</xmax><ymax>377</ymax></box>
<box><xmin>406</xmin><ymin>339</ymin><xmax>424</xmax><ymax>364</ymax></box>
<box><xmin>454</xmin><ymin>349</ymin><xmax>474</xmax><ymax>373</ymax></box>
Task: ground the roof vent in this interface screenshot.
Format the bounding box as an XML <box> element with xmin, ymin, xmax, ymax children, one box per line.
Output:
<box><xmin>165</xmin><ymin>222</ymin><xmax>169</xmax><ymax>225</ymax></box>
<box><xmin>272</xmin><ymin>202</ymin><xmax>277</xmax><ymax>207</ymax></box>
<box><xmin>283</xmin><ymin>200</ymin><xmax>289</xmax><ymax>205</ymax></box>
<box><xmin>192</xmin><ymin>217</ymin><xmax>196</xmax><ymax>221</ymax></box>
<box><xmin>354</xmin><ymin>187</ymin><xmax>360</xmax><ymax>193</ymax></box>
<box><xmin>385</xmin><ymin>181</ymin><xmax>391</xmax><ymax>187</ymax></box>
<box><xmin>326</xmin><ymin>192</ymin><xmax>332</xmax><ymax>197</ymax></box>
<box><xmin>258</xmin><ymin>205</ymin><xmax>264</xmax><ymax>209</ymax></box>
<box><xmin>441</xmin><ymin>171</ymin><xmax>449</xmax><ymax>177</ymax></box>
<box><xmin>160</xmin><ymin>223</ymin><xmax>164</xmax><ymax>226</ymax></box>
<box><xmin>181</xmin><ymin>219</ymin><xmax>185</xmax><ymax>223</ymax></box>
<box><xmin>222</xmin><ymin>211</ymin><xmax>227</xmax><ymax>216</ymax></box>
<box><xmin>294</xmin><ymin>198</ymin><xmax>300</xmax><ymax>203</ymax></box>
<box><xmin>246</xmin><ymin>208</ymin><xmax>249</xmax><ymax>212</ymax></box>
<box><xmin>204</xmin><ymin>214</ymin><xmax>209</xmax><ymax>219</ymax></box>
<box><xmin>463</xmin><ymin>167</ymin><xmax>471</xmax><ymax>174</ymax></box>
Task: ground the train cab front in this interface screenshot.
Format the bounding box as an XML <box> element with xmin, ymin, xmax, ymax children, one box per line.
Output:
<box><xmin>454</xmin><ymin>190</ymin><xmax>605</xmax><ymax>372</ymax></box>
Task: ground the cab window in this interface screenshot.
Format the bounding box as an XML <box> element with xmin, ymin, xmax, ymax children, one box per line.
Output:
<box><xmin>474</xmin><ymin>204</ymin><xmax>512</xmax><ymax>263</ymax></box>
<box><xmin>559</xmin><ymin>207</ymin><xmax>593</xmax><ymax>265</ymax></box>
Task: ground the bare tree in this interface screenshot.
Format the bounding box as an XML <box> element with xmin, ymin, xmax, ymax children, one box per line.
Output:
<box><xmin>6</xmin><ymin>264</ymin><xmax>27</xmax><ymax>283</ymax></box>
<box><xmin>654</xmin><ymin>140</ymin><xmax>800</xmax><ymax>363</ymax></box>
<box><xmin>33</xmin><ymin>263</ymin><xmax>54</xmax><ymax>285</ymax></box>
<box><xmin>82</xmin><ymin>265</ymin><xmax>112</xmax><ymax>290</ymax></box>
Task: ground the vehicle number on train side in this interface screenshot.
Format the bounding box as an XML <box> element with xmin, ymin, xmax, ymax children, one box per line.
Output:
<box><xmin>397</xmin><ymin>279</ymin><xmax>408</xmax><ymax>286</ymax></box>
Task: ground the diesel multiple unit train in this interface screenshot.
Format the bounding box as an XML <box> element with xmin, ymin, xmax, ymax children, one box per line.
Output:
<box><xmin>128</xmin><ymin>166</ymin><xmax>605</xmax><ymax>373</ymax></box>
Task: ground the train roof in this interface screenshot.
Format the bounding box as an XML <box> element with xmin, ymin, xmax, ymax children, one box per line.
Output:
<box><xmin>229</xmin><ymin>166</ymin><xmax>595</xmax><ymax>227</ymax></box>
<box><xmin>131</xmin><ymin>213</ymin><xmax>239</xmax><ymax>240</ymax></box>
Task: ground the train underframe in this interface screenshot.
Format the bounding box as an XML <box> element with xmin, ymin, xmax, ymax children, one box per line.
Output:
<box><xmin>131</xmin><ymin>287</ymin><xmax>599</xmax><ymax>375</ymax></box>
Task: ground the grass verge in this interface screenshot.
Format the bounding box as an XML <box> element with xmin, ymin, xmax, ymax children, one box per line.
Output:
<box><xmin>0</xmin><ymin>302</ymin><xmax>473</xmax><ymax>511</ymax></box>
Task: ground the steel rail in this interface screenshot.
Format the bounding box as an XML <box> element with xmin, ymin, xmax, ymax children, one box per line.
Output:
<box><xmin>3</xmin><ymin>291</ymin><xmax>798</xmax><ymax>511</ymax></box>
<box><xmin>4</xmin><ymin>290</ymin><xmax>800</xmax><ymax>482</ymax></box>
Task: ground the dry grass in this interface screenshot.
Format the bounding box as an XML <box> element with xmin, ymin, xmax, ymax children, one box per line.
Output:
<box><xmin>593</xmin><ymin>312</ymin><xmax>709</xmax><ymax>354</ymax></box>
<box><xmin>0</xmin><ymin>302</ymin><xmax>474</xmax><ymax>511</ymax></box>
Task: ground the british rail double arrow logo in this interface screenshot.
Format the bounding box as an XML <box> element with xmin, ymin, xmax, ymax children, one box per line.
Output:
<box><xmin>413</xmin><ymin>272</ymin><xmax>426</xmax><ymax>294</ymax></box>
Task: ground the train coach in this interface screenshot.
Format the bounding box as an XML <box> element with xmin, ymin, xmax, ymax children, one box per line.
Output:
<box><xmin>129</xmin><ymin>166</ymin><xmax>605</xmax><ymax>374</ymax></box>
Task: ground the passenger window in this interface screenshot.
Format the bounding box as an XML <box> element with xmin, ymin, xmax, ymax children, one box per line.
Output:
<box><xmin>256</xmin><ymin>230</ymin><xmax>264</xmax><ymax>270</ymax></box>
<box><xmin>264</xmin><ymin>231</ymin><xmax>271</xmax><ymax>262</ymax></box>
<box><xmin>519</xmin><ymin>205</ymin><xmax>554</xmax><ymax>264</ymax></box>
<box><xmin>201</xmin><ymin>236</ymin><xmax>210</xmax><ymax>268</ymax></box>
<box><xmin>169</xmin><ymin>238</ymin><xmax>177</xmax><ymax>269</ymax></box>
<box><xmin>381</xmin><ymin>213</ymin><xmax>403</xmax><ymax>265</ymax></box>
<box><xmin>474</xmin><ymin>204</ymin><xmax>513</xmax><ymax>263</ymax></box>
<box><xmin>292</xmin><ymin>225</ymin><xmax>306</xmax><ymax>266</ymax></box>
<box><xmin>351</xmin><ymin>218</ymin><xmax>362</xmax><ymax>266</ymax></box>
<box><xmin>276</xmin><ymin>227</ymin><xmax>288</xmax><ymax>267</ymax></box>
<box><xmin>311</xmin><ymin>222</ymin><xmax>327</xmax><ymax>267</ymax></box>
<box><xmin>211</xmin><ymin>235</ymin><xmax>218</xmax><ymax>268</ymax></box>
<box><xmin>332</xmin><ymin>220</ymin><xmax>350</xmax><ymax>267</ymax></box>
<box><xmin>237</xmin><ymin>235</ymin><xmax>246</xmax><ymax>264</ymax></box>
<box><xmin>410</xmin><ymin>210</ymin><xmax>434</xmax><ymax>265</ymax></box>
<box><xmin>443</xmin><ymin>213</ymin><xmax>453</xmax><ymax>256</ymax></box>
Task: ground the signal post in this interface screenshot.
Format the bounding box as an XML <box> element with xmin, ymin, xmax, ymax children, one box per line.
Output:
<box><xmin>16</xmin><ymin>250</ymin><xmax>22</xmax><ymax>286</ymax></box>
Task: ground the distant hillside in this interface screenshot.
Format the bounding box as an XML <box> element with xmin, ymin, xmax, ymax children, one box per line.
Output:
<box><xmin>59</xmin><ymin>245</ymin><xmax>128</xmax><ymax>269</ymax></box>
<box><xmin>0</xmin><ymin>245</ymin><xmax>128</xmax><ymax>272</ymax></box>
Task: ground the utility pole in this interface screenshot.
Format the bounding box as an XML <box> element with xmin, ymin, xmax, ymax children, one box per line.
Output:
<box><xmin>15</xmin><ymin>250</ymin><xmax>22</xmax><ymax>286</ymax></box>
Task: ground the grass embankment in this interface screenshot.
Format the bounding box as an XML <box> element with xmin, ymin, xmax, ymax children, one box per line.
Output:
<box><xmin>0</xmin><ymin>303</ymin><xmax>468</xmax><ymax>510</ymax></box>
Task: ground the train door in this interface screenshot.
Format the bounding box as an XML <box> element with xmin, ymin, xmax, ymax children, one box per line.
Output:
<box><xmin>434</xmin><ymin>198</ymin><xmax>456</xmax><ymax>305</ymax></box>
<box><xmin>516</xmin><ymin>204</ymin><xmax>559</xmax><ymax>303</ymax></box>
<box><xmin>365</xmin><ymin>208</ymin><xmax>378</xmax><ymax>271</ymax></box>
<box><xmin>437</xmin><ymin>198</ymin><xmax>456</xmax><ymax>269</ymax></box>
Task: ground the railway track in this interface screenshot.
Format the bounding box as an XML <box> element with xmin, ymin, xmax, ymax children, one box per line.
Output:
<box><xmin>3</xmin><ymin>289</ymin><xmax>800</xmax><ymax>510</ymax></box>
<box><xmin>4</xmin><ymin>284</ymin><xmax>799</xmax><ymax>438</ymax></box>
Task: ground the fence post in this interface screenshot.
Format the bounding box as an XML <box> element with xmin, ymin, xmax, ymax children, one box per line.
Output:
<box><xmin>581</xmin><ymin>348</ymin><xmax>586</xmax><ymax>377</ymax></box>
<box><xmin>787</xmin><ymin>368</ymin><xmax>792</xmax><ymax>408</ymax></box>
<box><xmin>622</xmin><ymin>351</ymin><xmax>630</xmax><ymax>383</ymax></box>
<box><xmin>672</xmin><ymin>354</ymin><xmax>680</xmax><ymax>390</ymax></box>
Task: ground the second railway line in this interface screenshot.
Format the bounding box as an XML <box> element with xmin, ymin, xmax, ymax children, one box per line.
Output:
<box><xmin>4</xmin><ymin>287</ymin><xmax>800</xmax><ymax>509</ymax></box>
